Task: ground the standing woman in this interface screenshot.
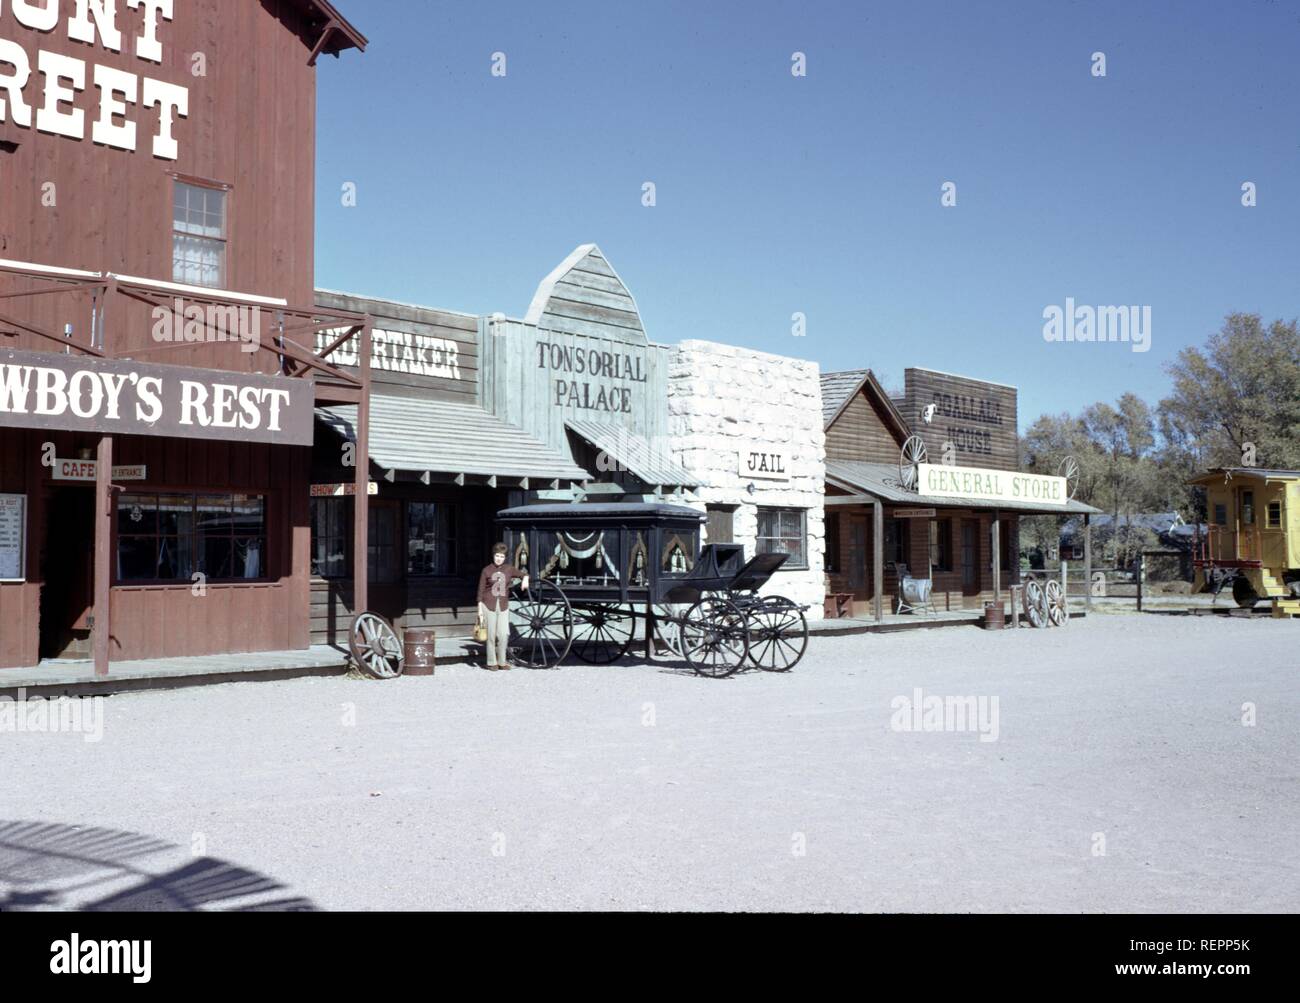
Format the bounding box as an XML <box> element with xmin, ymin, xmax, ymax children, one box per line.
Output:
<box><xmin>477</xmin><ymin>543</ymin><xmax>529</xmax><ymax>670</ymax></box>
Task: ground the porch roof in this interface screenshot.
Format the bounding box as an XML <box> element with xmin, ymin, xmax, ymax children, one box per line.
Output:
<box><xmin>826</xmin><ymin>460</ymin><xmax>1102</xmax><ymax>515</ymax></box>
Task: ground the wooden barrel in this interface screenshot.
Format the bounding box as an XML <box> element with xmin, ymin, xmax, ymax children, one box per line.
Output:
<box><xmin>983</xmin><ymin>602</ymin><xmax>1005</xmax><ymax>630</ymax></box>
<box><xmin>403</xmin><ymin>627</ymin><xmax>437</xmax><ymax>675</ymax></box>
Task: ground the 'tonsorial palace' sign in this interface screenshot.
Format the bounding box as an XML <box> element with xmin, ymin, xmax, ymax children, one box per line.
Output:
<box><xmin>0</xmin><ymin>351</ymin><xmax>313</xmax><ymax>445</ymax></box>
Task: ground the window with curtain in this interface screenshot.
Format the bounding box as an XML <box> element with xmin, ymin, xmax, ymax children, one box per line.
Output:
<box><xmin>407</xmin><ymin>501</ymin><xmax>458</xmax><ymax>576</ymax></box>
<box><xmin>173</xmin><ymin>180</ymin><xmax>228</xmax><ymax>288</ymax></box>
<box><xmin>756</xmin><ymin>508</ymin><xmax>807</xmax><ymax>570</ymax></box>
<box><xmin>117</xmin><ymin>493</ymin><xmax>265</xmax><ymax>583</ymax></box>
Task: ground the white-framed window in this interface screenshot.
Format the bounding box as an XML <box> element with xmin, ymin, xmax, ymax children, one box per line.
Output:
<box><xmin>756</xmin><ymin>507</ymin><xmax>807</xmax><ymax>570</ymax></box>
<box><xmin>173</xmin><ymin>180</ymin><xmax>228</xmax><ymax>288</ymax></box>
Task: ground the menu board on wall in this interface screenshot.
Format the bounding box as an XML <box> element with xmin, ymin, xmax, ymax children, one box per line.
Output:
<box><xmin>0</xmin><ymin>494</ymin><xmax>26</xmax><ymax>582</ymax></box>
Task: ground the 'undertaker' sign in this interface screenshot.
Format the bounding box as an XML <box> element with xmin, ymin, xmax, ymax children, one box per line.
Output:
<box><xmin>0</xmin><ymin>350</ymin><xmax>313</xmax><ymax>445</ymax></box>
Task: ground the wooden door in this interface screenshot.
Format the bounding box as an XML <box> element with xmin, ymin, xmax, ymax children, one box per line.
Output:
<box><xmin>961</xmin><ymin>519</ymin><xmax>978</xmax><ymax>594</ymax></box>
<box><xmin>848</xmin><ymin>516</ymin><xmax>866</xmax><ymax>592</ymax></box>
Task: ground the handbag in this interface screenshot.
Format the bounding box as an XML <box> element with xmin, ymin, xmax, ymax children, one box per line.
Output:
<box><xmin>473</xmin><ymin>611</ymin><xmax>488</xmax><ymax>643</ymax></box>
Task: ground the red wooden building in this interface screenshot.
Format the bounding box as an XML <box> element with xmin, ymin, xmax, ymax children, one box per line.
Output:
<box><xmin>0</xmin><ymin>0</ymin><xmax>371</xmax><ymax>674</ymax></box>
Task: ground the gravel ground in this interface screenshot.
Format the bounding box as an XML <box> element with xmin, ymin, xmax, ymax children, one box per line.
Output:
<box><xmin>1</xmin><ymin>615</ymin><xmax>1296</xmax><ymax>912</ymax></box>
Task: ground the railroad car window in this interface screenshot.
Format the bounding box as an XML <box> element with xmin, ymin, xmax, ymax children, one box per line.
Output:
<box><xmin>758</xmin><ymin>507</ymin><xmax>808</xmax><ymax>570</ymax></box>
<box><xmin>1241</xmin><ymin>491</ymin><xmax>1254</xmax><ymax>525</ymax></box>
<box><xmin>1267</xmin><ymin>502</ymin><xmax>1281</xmax><ymax>529</ymax></box>
<box><xmin>1214</xmin><ymin>504</ymin><xmax>1227</xmax><ymax>526</ymax></box>
<box><xmin>407</xmin><ymin>502</ymin><xmax>458</xmax><ymax>577</ymax></box>
<box><xmin>173</xmin><ymin>180</ymin><xmax>229</xmax><ymax>288</ymax></box>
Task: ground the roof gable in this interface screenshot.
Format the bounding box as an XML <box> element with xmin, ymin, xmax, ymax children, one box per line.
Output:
<box><xmin>524</xmin><ymin>244</ymin><xmax>647</xmax><ymax>344</ymax></box>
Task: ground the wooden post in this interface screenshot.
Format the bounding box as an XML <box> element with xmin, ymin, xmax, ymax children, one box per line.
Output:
<box><xmin>352</xmin><ymin>317</ymin><xmax>372</xmax><ymax>615</ymax></box>
<box><xmin>991</xmin><ymin>514</ymin><xmax>1001</xmax><ymax>604</ymax></box>
<box><xmin>1136</xmin><ymin>552</ymin><xmax>1144</xmax><ymax>613</ymax></box>
<box><xmin>93</xmin><ymin>435</ymin><xmax>113</xmax><ymax>677</ymax></box>
<box><xmin>1061</xmin><ymin>560</ymin><xmax>1068</xmax><ymax>612</ymax></box>
<box><xmin>1083</xmin><ymin>513</ymin><xmax>1092</xmax><ymax>614</ymax></box>
<box><xmin>872</xmin><ymin>498</ymin><xmax>884</xmax><ymax>624</ymax></box>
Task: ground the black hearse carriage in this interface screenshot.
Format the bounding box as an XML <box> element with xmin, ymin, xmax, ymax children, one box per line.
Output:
<box><xmin>495</xmin><ymin>502</ymin><xmax>809</xmax><ymax>677</ymax></box>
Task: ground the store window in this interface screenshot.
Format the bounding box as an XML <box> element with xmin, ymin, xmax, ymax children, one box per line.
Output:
<box><xmin>117</xmin><ymin>493</ymin><xmax>265</xmax><ymax>582</ymax></box>
<box><xmin>407</xmin><ymin>502</ymin><xmax>458</xmax><ymax>576</ymax></box>
<box><xmin>929</xmin><ymin>518</ymin><xmax>953</xmax><ymax>572</ymax></box>
<box><xmin>368</xmin><ymin>504</ymin><xmax>399</xmax><ymax>584</ymax></box>
<box><xmin>311</xmin><ymin>497</ymin><xmax>349</xmax><ymax>578</ymax></box>
<box><xmin>757</xmin><ymin>507</ymin><xmax>807</xmax><ymax>570</ymax></box>
<box><xmin>173</xmin><ymin>180</ymin><xmax>228</xmax><ymax>288</ymax></box>
<box><xmin>883</xmin><ymin>517</ymin><xmax>910</xmax><ymax>569</ymax></box>
<box><xmin>825</xmin><ymin>511</ymin><xmax>841</xmax><ymax>574</ymax></box>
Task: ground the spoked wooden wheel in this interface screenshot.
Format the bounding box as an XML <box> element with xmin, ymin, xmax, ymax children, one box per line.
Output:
<box><xmin>349</xmin><ymin>612</ymin><xmax>404</xmax><ymax>679</ymax></box>
<box><xmin>1022</xmin><ymin>580</ymin><xmax>1047</xmax><ymax>628</ymax></box>
<box><xmin>650</xmin><ymin>603</ymin><xmax>687</xmax><ymax>659</ymax></box>
<box><xmin>1057</xmin><ymin>455</ymin><xmax>1081</xmax><ymax>500</ymax></box>
<box><xmin>681</xmin><ymin>597</ymin><xmax>750</xmax><ymax>678</ymax></box>
<box><xmin>899</xmin><ymin>435</ymin><xmax>928</xmax><ymax>491</ymax></box>
<box><xmin>570</xmin><ymin>602</ymin><xmax>637</xmax><ymax>664</ymax></box>
<box><xmin>1044</xmin><ymin>579</ymin><xmax>1068</xmax><ymax>626</ymax></box>
<box><xmin>745</xmin><ymin>596</ymin><xmax>808</xmax><ymax>672</ymax></box>
<box><xmin>507</xmin><ymin>579</ymin><xmax>573</xmax><ymax>668</ymax></box>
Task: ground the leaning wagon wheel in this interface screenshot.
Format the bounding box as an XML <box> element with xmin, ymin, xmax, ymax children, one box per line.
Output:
<box><xmin>745</xmin><ymin>596</ymin><xmax>808</xmax><ymax>672</ymax></box>
<box><xmin>899</xmin><ymin>435</ymin><xmax>928</xmax><ymax>492</ymax></box>
<box><xmin>570</xmin><ymin>602</ymin><xmax>637</xmax><ymax>664</ymax></box>
<box><xmin>1044</xmin><ymin>579</ymin><xmax>1068</xmax><ymax>627</ymax></box>
<box><xmin>1022</xmin><ymin>580</ymin><xmax>1047</xmax><ymax>628</ymax></box>
<box><xmin>349</xmin><ymin>612</ymin><xmax>404</xmax><ymax>679</ymax></box>
<box><xmin>650</xmin><ymin>603</ymin><xmax>687</xmax><ymax>659</ymax></box>
<box><xmin>681</xmin><ymin>597</ymin><xmax>750</xmax><ymax>679</ymax></box>
<box><xmin>1057</xmin><ymin>455</ymin><xmax>1081</xmax><ymax>500</ymax></box>
<box><xmin>507</xmin><ymin>579</ymin><xmax>573</xmax><ymax>668</ymax></box>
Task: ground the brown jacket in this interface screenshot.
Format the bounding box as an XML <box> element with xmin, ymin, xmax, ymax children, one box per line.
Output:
<box><xmin>478</xmin><ymin>563</ymin><xmax>521</xmax><ymax>612</ymax></box>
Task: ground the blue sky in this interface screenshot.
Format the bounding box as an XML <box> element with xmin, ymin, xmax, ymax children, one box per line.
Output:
<box><xmin>314</xmin><ymin>0</ymin><xmax>1300</xmax><ymax>432</ymax></box>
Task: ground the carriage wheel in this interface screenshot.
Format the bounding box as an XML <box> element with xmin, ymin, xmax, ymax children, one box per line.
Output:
<box><xmin>681</xmin><ymin>597</ymin><xmax>749</xmax><ymax>678</ymax></box>
<box><xmin>1057</xmin><ymin>455</ymin><xmax>1081</xmax><ymax>500</ymax></box>
<box><xmin>570</xmin><ymin>602</ymin><xmax>637</xmax><ymax>664</ymax></box>
<box><xmin>745</xmin><ymin>596</ymin><xmax>808</xmax><ymax>672</ymax></box>
<box><xmin>899</xmin><ymin>435</ymin><xmax>928</xmax><ymax>491</ymax></box>
<box><xmin>1044</xmin><ymin>579</ymin><xmax>1068</xmax><ymax>627</ymax></box>
<box><xmin>349</xmin><ymin>612</ymin><xmax>403</xmax><ymax>679</ymax></box>
<box><xmin>507</xmin><ymin>579</ymin><xmax>573</xmax><ymax>668</ymax></box>
<box><xmin>1022</xmin><ymin>580</ymin><xmax>1047</xmax><ymax>628</ymax></box>
<box><xmin>650</xmin><ymin>603</ymin><xmax>687</xmax><ymax>659</ymax></box>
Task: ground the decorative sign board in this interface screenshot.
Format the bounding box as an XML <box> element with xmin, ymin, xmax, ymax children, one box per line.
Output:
<box><xmin>919</xmin><ymin>463</ymin><xmax>1068</xmax><ymax>507</ymax></box>
<box><xmin>738</xmin><ymin>449</ymin><xmax>789</xmax><ymax>481</ymax></box>
<box><xmin>0</xmin><ymin>494</ymin><xmax>27</xmax><ymax>582</ymax></box>
<box><xmin>51</xmin><ymin>460</ymin><xmax>148</xmax><ymax>482</ymax></box>
<box><xmin>310</xmin><ymin>482</ymin><xmax>379</xmax><ymax>498</ymax></box>
<box><xmin>894</xmin><ymin>508</ymin><xmax>937</xmax><ymax>519</ymax></box>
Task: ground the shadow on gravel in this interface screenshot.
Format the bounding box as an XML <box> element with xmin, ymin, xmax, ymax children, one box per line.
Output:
<box><xmin>0</xmin><ymin>820</ymin><xmax>317</xmax><ymax>912</ymax></box>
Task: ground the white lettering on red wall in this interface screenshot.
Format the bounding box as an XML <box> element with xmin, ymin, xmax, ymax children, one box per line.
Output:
<box><xmin>0</xmin><ymin>0</ymin><xmax>188</xmax><ymax>160</ymax></box>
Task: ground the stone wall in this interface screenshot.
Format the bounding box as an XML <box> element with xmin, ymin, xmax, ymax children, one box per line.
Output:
<box><xmin>667</xmin><ymin>340</ymin><xmax>826</xmax><ymax>619</ymax></box>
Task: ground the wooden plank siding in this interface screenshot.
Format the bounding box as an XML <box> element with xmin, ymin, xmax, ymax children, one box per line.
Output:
<box><xmin>902</xmin><ymin>369</ymin><xmax>1019</xmax><ymax>471</ymax></box>
<box><xmin>0</xmin><ymin>426</ymin><xmax>310</xmax><ymax>668</ymax></box>
<box><xmin>0</xmin><ymin>0</ymin><xmax>328</xmax><ymax>370</ymax></box>
<box><xmin>825</xmin><ymin>391</ymin><xmax>908</xmax><ymax>464</ymax></box>
<box><xmin>313</xmin><ymin>290</ymin><xmax>480</xmax><ymax>403</ymax></box>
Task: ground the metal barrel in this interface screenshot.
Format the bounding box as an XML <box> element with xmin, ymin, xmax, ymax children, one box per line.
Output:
<box><xmin>403</xmin><ymin>627</ymin><xmax>437</xmax><ymax>675</ymax></box>
<box><xmin>983</xmin><ymin>602</ymin><xmax>1005</xmax><ymax>630</ymax></box>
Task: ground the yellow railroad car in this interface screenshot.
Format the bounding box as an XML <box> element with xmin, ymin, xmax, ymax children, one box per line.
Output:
<box><xmin>1190</xmin><ymin>468</ymin><xmax>1300</xmax><ymax>607</ymax></box>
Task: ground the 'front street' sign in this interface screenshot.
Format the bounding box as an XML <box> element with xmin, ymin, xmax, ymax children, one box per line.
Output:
<box><xmin>919</xmin><ymin>462</ymin><xmax>1068</xmax><ymax>506</ymax></box>
<box><xmin>0</xmin><ymin>350</ymin><xmax>314</xmax><ymax>446</ymax></box>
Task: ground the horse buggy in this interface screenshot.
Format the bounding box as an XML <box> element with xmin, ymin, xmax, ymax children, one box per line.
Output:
<box><xmin>495</xmin><ymin>502</ymin><xmax>810</xmax><ymax>677</ymax></box>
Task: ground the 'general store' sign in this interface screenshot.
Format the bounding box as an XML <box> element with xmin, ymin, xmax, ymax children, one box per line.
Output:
<box><xmin>0</xmin><ymin>350</ymin><xmax>314</xmax><ymax>446</ymax></box>
<box><xmin>919</xmin><ymin>463</ymin><xmax>1067</xmax><ymax>507</ymax></box>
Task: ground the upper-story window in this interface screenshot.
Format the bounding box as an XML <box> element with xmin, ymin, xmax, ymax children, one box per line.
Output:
<box><xmin>173</xmin><ymin>180</ymin><xmax>228</xmax><ymax>288</ymax></box>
